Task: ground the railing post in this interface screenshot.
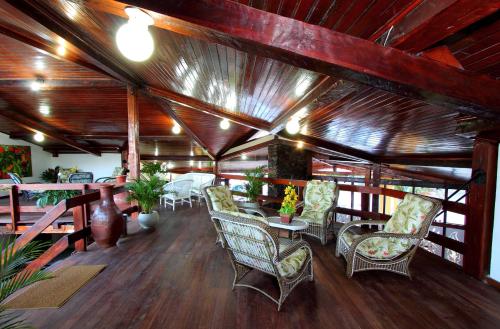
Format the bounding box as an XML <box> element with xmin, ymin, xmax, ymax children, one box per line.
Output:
<box><xmin>9</xmin><ymin>185</ymin><xmax>20</xmax><ymax>232</ymax></box>
<box><xmin>73</xmin><ymin>205</ymin><xmax>87</xmax><ymax>252</ymax></box>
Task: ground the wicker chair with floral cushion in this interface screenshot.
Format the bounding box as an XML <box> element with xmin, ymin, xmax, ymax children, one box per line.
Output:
<box><xmin>210</xmin><ymin>211</ymin><xmax>313</xmax><ymax>311</ymax></box>
<box><xmin>295</xmin><ymin>180</ymin><xmax>339</xmax><ymax>245</ymax></box>
<box><xmin>202</xmin><ymin>185</ymin><xmax>268</xmax><ymax>245</ymax></box>
<box><xmin>335</xmin><ymin>193</ymin><xmax>442</xmax><ymax>278</ymax></box>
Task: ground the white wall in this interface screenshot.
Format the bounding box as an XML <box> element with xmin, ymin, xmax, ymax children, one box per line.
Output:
<box><xmin>490</xmin><ymin>144</ymin><xmax>500</xmax><ymax>281</ymax></box>
<box><xmin>50</xmin><ymin>153</ymin><xmax>121</xmax><ymax>180</ymax></box>
<box><xmin>0</xmin><ymin>132</ymin><xmax>52</xmax><ymax>187</ymax></box>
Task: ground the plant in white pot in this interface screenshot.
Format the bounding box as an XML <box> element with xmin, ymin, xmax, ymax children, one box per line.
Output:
<box><xmin>126</xmin><ymin>175</ymin><xmax>165</xmax><ymax>229</ymax></box>
<box><xmin>242</xmin><ymin>166</ymin><xmax>266</xmax><ymax>209</ymax></box>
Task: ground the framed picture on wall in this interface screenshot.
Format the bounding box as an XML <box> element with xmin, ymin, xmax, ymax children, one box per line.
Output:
<box><xmin>0</xmin><ymin>145</ymin><xmax>33</xmax><ymax>179</ymax></box>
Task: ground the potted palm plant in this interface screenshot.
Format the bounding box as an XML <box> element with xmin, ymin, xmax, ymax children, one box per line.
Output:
<box><xmin>126</xmin><ymin>175</ymin><xmax>165</xmax><ymax>229</ymax></box>
<box><xmin>241</xmin><ymin>166</ymin><xmax>266</xmax><ymax>210</ymax></box>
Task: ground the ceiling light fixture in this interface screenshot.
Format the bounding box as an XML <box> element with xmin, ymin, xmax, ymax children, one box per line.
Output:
<box><xmin>285</xmin><ymin>118</ymin><xmax>301</xmax><ymax>135</ymax></box>
<box><xmin>297</xmin><ymin>141</ymin><xmax>304</xmax><ymax>149</ymax></box>
<box><xmin>39</xmin><ymin>105</ymin><xmax>50</xmax><ymax>115</ymax></box>
<box><xmin>189</xmin><ymin>160</ymin><xmax>194</xmax><ymax>166</ymax></box>
<box><xmin>56</xmin><ymin>45</ymin><xmax>66</xmax><ymax>56</ymax></box>
<box><xmin>154</xmin><ymin>147</ymin><xmax>159</xmax><ymax>157</ymax></box>
<box><xmin>30</xmin><ymin>80</ymin><xmax>42</xmax><ymax>92</ymax></box>
<box><xmin>33</xmin><ymin>132</ymin><xmax>44</xmax><ymax>142</ymax></box>
<box><xmin>241</xmin><ymin>153</ymin><xmax>247</xmax><ymax>160</ymax></box>
<box><xmin>190</xmin><ymin>150</ymin><xmax>194</xmax><ymax>157</ymax></box>
<box><xmin>116</xmin><ymin>7</ymin><xmax>155</xmax><ymax>62</ymax></box>
<box><xmin>220</xmin><ymin>118</ymin><xmax>230</xmax><ymax>130</ymax></box>
<box><xmin>172</xmin><ymin>122</ymin><xmax>181</xmax><ymax>135</ymax></box>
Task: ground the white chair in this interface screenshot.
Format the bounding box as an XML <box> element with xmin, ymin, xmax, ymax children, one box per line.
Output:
<box><xmin>161</xmin><ymin>179</ymin><xmax>193</xmax><ymax>211</ymax></box>
<box><xmin>174</xmin><ymin>173</ymin><xmax>216</xmax><ymax>205</ymax></box>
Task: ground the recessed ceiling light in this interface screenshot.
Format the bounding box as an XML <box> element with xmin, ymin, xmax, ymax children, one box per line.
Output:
<box><xmin>241</xmin><ymin>153</ymin><xmax>247</xmax><ymax>160</ymax></box>
<box><xmin>172</xmin><ymin>123</ymin><xmax>181</xmax><ymax>134</ymax></box>
<box><xmin>30</xmin><ymin>81</ymin><xmax>42</xmax><ymax>92</ymax></box>
<box><xmin>116</xmin><ymin>7</ymin><xmax>155</xmax><ymax>62</ymax></box>
<box><xmin>285</xmin><ymin>118</ymin><xmax>300</xmax><ymax>135</ymax></box>
<box><xmin>35</xmin><ymin>60</ymin><xmax>45</xmax><ymax>70</ymax></box>
<box><xmin>220</xmin><ymin>118</ymin><xmax>230</xmax><ymax>130</ymax></box>
<box><xmin>33</xmin><ymin>132</ymin><xmax>44</xmax><ymax>142</ymax></box>
<box><xmin>297</xmin><ymin>141</ymin><xmax>304</xmax><ymax>149</ymax></box>
<box><xmin>56</xmin><ymin>45</ymin><xmax>66</xmax><ymax>56</ymax></box>
<box><xmin>39</xmin><ymin>105</ymin><xmax>50</xmax><ymax>115</ymax></box>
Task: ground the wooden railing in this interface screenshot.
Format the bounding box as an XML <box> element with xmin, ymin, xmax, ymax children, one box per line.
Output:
<box><xmin>217</xmin><ymin>174</ymin><xmax>467</xmax><ymax>255</ymax></box>
<box><xmin>0</xmin><ymin>183</ymin><xmax>138</xmax><ymax>273</ymax></box>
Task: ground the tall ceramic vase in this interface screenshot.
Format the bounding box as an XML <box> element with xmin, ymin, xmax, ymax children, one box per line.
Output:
<box><xmin>91</xmin><ymin>185</ymin><xmax>123</xmax><ymax>248</ymax></box>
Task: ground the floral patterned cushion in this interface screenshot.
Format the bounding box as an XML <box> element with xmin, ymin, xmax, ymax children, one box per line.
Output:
<box><xmin>302</xmin><ymin>180</ymin><xmax>336</xmax><ymax>221</ymax></box>
<box><xmin>58</xmin><ymin>167</ymin><xmax>78</xmax><ymax>183</ymax></box>
<box><xmin>341</xmin><ymin>230</ymin><xmax>411</xmax><ymax>260</ymax></box>
<box><xmin>384</xmin><ymin>194</ymin><xmax>435</xmax><ymax>234</ymax></box>
<box><xmin>206</xmin><ymin>186</ymin><xmax>239</xmax><ymax>212</ymax></box>
<box><xmin>297</xmin><ymin>210</ymin><xmax>330</xmax><ymax>224</ymax></box>
<box><xmin>277</xmin><ymin>247</ymin><xmax>308</xmax><ymax>278</ymax></box>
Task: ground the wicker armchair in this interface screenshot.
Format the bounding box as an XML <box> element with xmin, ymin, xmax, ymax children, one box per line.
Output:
<box><xmin>295</xmin><ymin>180</ymin><xmax>339</xmax><ymax>245</ymax></box>
<box><xmin>210</xmin><ymin>211</ymin><xmax>313</xmax><ymax>311</ymax></box>
<box><xmin>68</xmin><ymin>172</ymin><xmax>94</xmax><ymax>183</ymax></box>
<box><xmin>7</xmin><ymin>172</ymin><xmax>40</xmax><ymax>200</ymax></box>
<box><xmin>335</xmin><ymin>193</ymin><xmax>442</xmax><ymax>278</ymax></box>
<box><xmin>161</xmin><ymin>179</ymin><xmax>194</xmax><ymax>211</ymax></box>
<box><xmin>202</xmin><ymin>185</ymin><xmax>268</xmax><ymax>245</ymax></box>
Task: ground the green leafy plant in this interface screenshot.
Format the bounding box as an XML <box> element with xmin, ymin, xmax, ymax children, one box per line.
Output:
<box><xmin>40</xmin><ymin>168</ymin><xmax>57</xmax><ymax>183</ymax></box>
<box><xmin>243</xmin><ymin>166</ymin><xmax>266</xmax><ymax>203</ymax></box>
<box><xmin>141</xmin><ymin>162</ymin><xmax>163</xmax><ymax>178</ymax></box>
<box><xmin>34</xmin><ymin>190</ymin><xmax>80</xmax><ymax>208</ymax></box>
<box><xmin>0</xmin><ymin>239</ymin><xmax>52</xmax><ymax>329</ymax></box>
<box><xmin>126</xmin><ymin>176</ymin><xmax>165</xmax><ymax>214</ymax></box>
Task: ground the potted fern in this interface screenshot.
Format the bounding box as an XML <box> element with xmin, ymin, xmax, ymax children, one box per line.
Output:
<box><xmin>126</xmin><ymin>175</ymin><xmax>165</xmax><ymax>229</ymax></box>
<box><xmin>0</xmin><ymin>239</ymin><xmax>52</xmax><ymax>328</ymax></box>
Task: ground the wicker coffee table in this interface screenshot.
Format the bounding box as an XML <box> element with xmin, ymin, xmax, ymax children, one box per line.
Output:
<box><xmin>267</xmin><ymin>216</ymin><xmax>308</xmax><ymax>241</ymax></box>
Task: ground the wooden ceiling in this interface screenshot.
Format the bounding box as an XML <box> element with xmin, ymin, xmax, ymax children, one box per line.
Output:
<box><xmin>0</xmin><ymin>0</ymin><xmax>498</xmax><ymax>181</ymax></box>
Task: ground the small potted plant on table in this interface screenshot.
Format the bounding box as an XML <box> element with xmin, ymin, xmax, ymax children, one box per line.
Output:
<box><xmin>126</xmin><ymin>175</ymin><xmax>165</xmax><ymax>229</ymax></box>
<box><xmin>279</xmin><ymin>183</ymin><xmax>298</xmax><ymax>224</ymax></box>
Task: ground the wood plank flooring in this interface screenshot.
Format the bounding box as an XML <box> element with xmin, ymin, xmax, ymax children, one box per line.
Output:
<box><xmin>14</xmin><ymin>205</ymin><xmax>500</xmax><ymax>329</ymax></box>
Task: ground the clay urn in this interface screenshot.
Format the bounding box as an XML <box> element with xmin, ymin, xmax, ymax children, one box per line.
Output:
<box><xmin>91</xmin><ymin>185</ymin><xmax>123</xmax><ymax>248</ymax></box>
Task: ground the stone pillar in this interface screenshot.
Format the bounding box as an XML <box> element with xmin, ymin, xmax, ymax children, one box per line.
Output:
<box><xmin>268</xmin><ymin>140</ymin><xmax>312</xmax><ymax>197</ymax></box>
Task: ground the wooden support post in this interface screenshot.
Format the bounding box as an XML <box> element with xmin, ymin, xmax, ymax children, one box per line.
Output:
<box><xmin>372</xmin><ymin>164</ymin><xmax>381</xmax><ymax>214</ymax></box>
<box><xmin>9</xmin><ymin>185</ymin><xmax>20</xmax><ymax>232</ymax></box>
<box><xmin>213</xmin><ymin>161</ymin><xmax>218</xmax><ymax>175</ymax></box>
<box><xmin>464</xmin><ymin>138</ymin><xmax>498</xmax><ymax>279</ymax></box>
<box><xmin>72</xmin><ymin>205</ymin><xmax>87</xmax><ymax>251</ymax></box>
<box><xmin>361</xmin><ymin>168</ymin><xmax>371</xmax><ymax>221</ymax></box>
<box><xmin>127</xmin><ymin>85</ymin><xmax>140</xmax><ymax>180</ymax></box>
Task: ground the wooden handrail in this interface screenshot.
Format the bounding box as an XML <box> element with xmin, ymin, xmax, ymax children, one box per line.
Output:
<box><xmin>0</xmin><ymin>182</ymin><xmax>126</xmax><ymax>191</ymax></box>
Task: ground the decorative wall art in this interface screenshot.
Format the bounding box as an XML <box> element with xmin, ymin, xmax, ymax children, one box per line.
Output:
<box><xmin>0</xmin><ymin>145</ymin><xmax>32</xmax><ymax>178</ymax></box>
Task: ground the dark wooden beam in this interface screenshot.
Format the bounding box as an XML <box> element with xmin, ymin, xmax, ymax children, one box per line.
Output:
<box><xmin>151</xmin><ymin>97</ymin><xmax>216</xmax><ymax>160</ymax></box>
<box><xmin>65</xmin><ymin>133</ymin><xmax>187</xmax><ymax>141</ymax></box>
<box><xmin>141</xmin><ymin>155</ymin><xmax>211</xmax><ymax>161</ymax></box>
<box><xmin>95</xmin><ymin>0</ymin><xmax>500</xmax><ymax>119</ymax></box>
<box><xmin>278</xmin><ymin>132</ymin><xmax>376</xmax><ymax>163</ymax></box>
<box><xmin>386</xmin><ymin>0</ymin><xmax>500</xmax><ymax>52</ymax></box>
<box><xmin>219</xmin><ymin>135</ymin><xmax>275</xmax><ymax>161</ymax></box>
<box><xmin>147</xmin><ymin>87</ymin><xmax>270</xmax><ymax>131</ymax></box>
<box><xmin>382</xmin><ymin>165</ymin><xmax>467</xmax><ymax>184</ymax></box>
<box><xmin>216</xmin><ymin>129</ymin><xmax>258</xmax><ymax>158</ymax></box>
<box><xmin>127</xmin><ymin>86</ymin><xmax>140</xmax><ymax>180</ymax></box>
<box><xmin>464</xmin><ymin>138</ymin><xmax>498</xmax><ymax>279</ymax></box>
<box><xmin>378</xmin><ymin>153</ymin><xmax>473</xmax><ymax>168</ymax></box>
<box><xmin>0</xmin><ymin>79</ymin><xmax>122</xmax><ymax>88</ymax></box>
<box><xmin>0</xmin><ymin>107</ymin><xmax>100</xmax><ymax>156</ymax></box>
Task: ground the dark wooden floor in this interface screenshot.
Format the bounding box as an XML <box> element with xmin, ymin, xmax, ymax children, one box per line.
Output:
<box><xmin>15</xmin><ymin>204</ymin><xmax>500</xmax><ymax>329</ymax></box>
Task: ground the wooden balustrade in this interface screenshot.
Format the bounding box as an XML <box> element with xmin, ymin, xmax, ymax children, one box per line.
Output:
<box><xmin>217</xmin><ymin>173</ymin><xmax>467</xmax><ymax>254</ymax></box>
<box><xmin>0</xmin><ymin>182</ymin><xmax>137</xmax><ymax>274</ymax></box>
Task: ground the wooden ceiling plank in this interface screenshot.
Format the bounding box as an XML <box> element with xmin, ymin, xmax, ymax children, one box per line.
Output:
<box><xmin>147</xmin><ymin>86</ymin><xmax>270</xmax><ymax>131</ymax></box>
<box><xmin>0</xmin><ymin>79</ymin><xmax>122</xmax><ymax>88</ymax></box>
<box><xmin>0</xmin><ymin>107</ymin><xmax>100</xmax><ymax>156</ymax></box>
<box><xmin>379</xmin><ymin>153</ymin><xmax>473</xmax><ymax>168</ymax></box>
<box><xmin>95</xmin><ymin>0</ymin><xmax>500</xmax><ymax>119</ymax></box>
<box><xmin>6</xmin><ymin>0</ymin><xmax>142</xmax><ymax>86</ymax></box>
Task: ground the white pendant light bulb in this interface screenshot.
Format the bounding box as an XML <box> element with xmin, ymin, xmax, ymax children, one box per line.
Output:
<box><xmin>33</xmin><ymin>132</ymin><xmax>44</xmax><ymax>142</ymax></box>
<box><xmin>286</xmin><ymin>118</ymin><xmax>301</xmax><ymax>135</ymax></box>
<box><xmin>30</xmin><ymin>81</ymin><xmax>41</xmax><ymax>91</ymax></box>
<box><xmin>116</xmin><ymin>7</ymin><xmax>155</xmax><ymax>62</ymax></box>
<box><xmin>220</xmin><ymin>118</ymin><xmax>230</xmax><ymax>130</ymax></box>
